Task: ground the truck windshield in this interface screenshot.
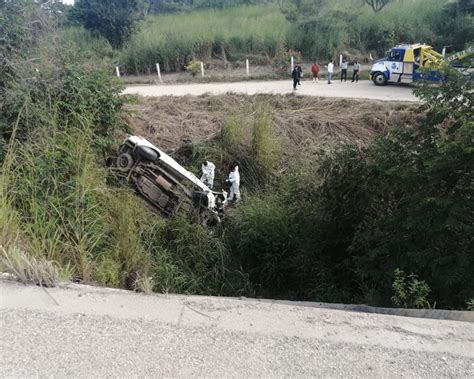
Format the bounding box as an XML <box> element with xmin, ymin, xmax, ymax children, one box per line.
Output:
<box><xmin>388</xmin><ymin>50</ymin><xmax>402</xmax><ymax>61</ymax></box>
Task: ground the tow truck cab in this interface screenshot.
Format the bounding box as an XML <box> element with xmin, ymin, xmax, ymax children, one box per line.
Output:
<box><xmin>369</xmin><ymin>44</ymin><xmax>442</xmax><ymax>86</ymax></box>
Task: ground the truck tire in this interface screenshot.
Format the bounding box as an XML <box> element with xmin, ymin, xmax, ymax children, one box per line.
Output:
<box><xmin>116</xmin><ymin>152</ymin><xmax>134</xmax><ymax>172</ymax></box>
<box><xmin>373</xmin><ymin>72</ymin><xmax>387</xmax><ymax>86</ymax></box>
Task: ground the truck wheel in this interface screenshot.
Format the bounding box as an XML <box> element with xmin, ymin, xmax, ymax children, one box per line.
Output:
<box><xmin>116</xmin><ymin>152</ymin><xmax>134</xmax><ymax>172</ymax></box>
<box><xmin>373</xmin><ymin>72</ymin><xmax>387</xmax><ymax>86</ymax></box>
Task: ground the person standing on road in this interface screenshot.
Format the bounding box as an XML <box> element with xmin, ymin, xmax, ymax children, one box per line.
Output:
<box><xmin>340</xmin><ymin>58</ymin><xmax>348</xmax><ymax>82</ymax></box>
<box><xmin>295</xmin><ymin>64</ymin><xmax>303</xmax><ymax>86</ymax></box>
<box><xmin>311</xmin><ymin>62</ymin><xmax>320</xmax><ymax>82</ymax></box>
<box><xmin>226</xmin><ymin>165</ymin><xmax>240</xmax><ymax>202</ymax></box>
<box><xmin>201</xmin><ymin>160</ymin><xmax>215</xmax><ymax>189</ymax></box>
<box><xmin>292</xmin><ymin>66</ymin><xmax>299</xmax><ymax>90</ymax></box>
<box><xmin>352</xmin><ymin>59</ymin><xmax>361</xmax><ymax>83</ymax></box>
<box><xmin>327</xmin><ymin>60</ymin><xmax>334</xmax><ymax>84</ymax></box>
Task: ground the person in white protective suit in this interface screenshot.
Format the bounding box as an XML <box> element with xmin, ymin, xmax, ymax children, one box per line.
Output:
<box><xmin>226</xmin><ymin>165</ymin><xmax>240</xmax><ymax>202</ymax></box>
<box><xmin>200</xmin><ymin>160</ymin><xmax>215</xmax><ymax>189</ymax></box>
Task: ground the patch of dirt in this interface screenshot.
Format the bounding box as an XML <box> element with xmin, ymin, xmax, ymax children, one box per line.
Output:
<box><xmin>123</xmin><ymin>94</ymin><xmax>421</xmax><ymax>154</ymax></box>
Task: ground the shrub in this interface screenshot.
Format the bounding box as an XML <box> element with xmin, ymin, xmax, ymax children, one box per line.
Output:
<box><xmin>69</xmin><ymin>0</ymin><xmax>147</xmax><ymax>49</ymax></box>
<box><xmin>226</xmin><ymin>195</ymin><xmax>294</xmax><ymax>296</ymax></box>
<box><xmin>391</xmin><ymin>269</ymin><xmax>431</xmax><ymax>309</ymax></box>
<box><xmin>185</xmin><ymin>60</ymin><xmax>202</xmax><ymax>77</ymax></box>
<box><xmin>307</xmin><ymin>66</ymin><xmax>474</xmax><ymax>308</ymax></box>
<box><xmin>154</xmin><ymin>217</ymin><xmax>233</xmax><ymax>295</ymax></box>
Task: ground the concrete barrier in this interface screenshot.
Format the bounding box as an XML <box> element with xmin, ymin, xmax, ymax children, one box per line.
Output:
<box><xmin>243</xmin><ymin>298</ymin><xmax>474</xmax><ymax>323</ymax></box>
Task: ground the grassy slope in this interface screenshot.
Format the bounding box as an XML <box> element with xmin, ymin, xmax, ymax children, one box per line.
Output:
<box><xmin>120</xmin><ymin>5</ymin><xmax>289</xmax><ymax>74</ymax></box>
<box><xmin>120</xmin><ymin>0</ymin><xmax>471</xmax><ymax>74</ymax></box>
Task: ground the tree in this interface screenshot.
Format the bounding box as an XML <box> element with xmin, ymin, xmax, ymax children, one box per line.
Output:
<box><xmin>70</xmin><ymin>0</ymin><xmax>147</xmax><ymax>48</ymax></box>
<box><xmin>365</xmin><ymin>0</ymin><xmax>392</xmax><ymax>13</ymax></box>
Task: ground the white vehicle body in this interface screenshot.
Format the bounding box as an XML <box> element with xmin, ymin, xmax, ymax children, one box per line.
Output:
<box><xmin>127</xmin><ymin>136</ymin><xmax>217</xmax><ymax>209</ymax></box>
<box><xmin>115</xmin><ymin>136</ymin><xmax>228</xmax><ymax>224</ymax></box>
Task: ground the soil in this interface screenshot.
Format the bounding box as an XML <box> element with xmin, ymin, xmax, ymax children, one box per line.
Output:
<box><xmin>120</xmin><ymin>62</ymin><xmax>373</xmax><ymax>85</ymax></box>
<box><xmin>122</xmin><ymin>94</ymin><xmax>421</xmax><ymax>153</ymax></box>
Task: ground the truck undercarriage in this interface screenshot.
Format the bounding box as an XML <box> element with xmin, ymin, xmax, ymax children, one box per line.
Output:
<box><xmin>113</xmin><ymin>136</ymin><xmax>227</xmax><ymax>226</ymax></box>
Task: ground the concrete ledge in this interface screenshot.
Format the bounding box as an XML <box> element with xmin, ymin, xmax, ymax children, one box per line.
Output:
<box><xmin>245</xmin><ymin>298</ymin><xmax>474</xmax><ymax>323</ymax></box>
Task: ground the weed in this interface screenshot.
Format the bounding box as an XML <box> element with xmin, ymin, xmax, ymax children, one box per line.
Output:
<box><xmin>133</xmin><ymin>275</ymin><xmax>155</xmax><ymax>294</ymax></box>
<box><xmin>0</xmin><ymin>246</ymin><xmax>70</xmax><ymax>287</ymax></box>
<box><xmin>391</xmin><ymin>269</ymin><xmax>431</xmax><ymax>309</ymax></box>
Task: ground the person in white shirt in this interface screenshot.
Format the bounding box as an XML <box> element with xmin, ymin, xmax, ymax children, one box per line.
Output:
<box><xmin>200</xmin><ymin>160</ymin><xmax>215</xmax><ymax>189</ymax></box>
<box><xmin>226</xmin><ymin>165</ymin><xmax>240</xmax><ymax>202</ymax></box>
<box><xmin>327</xmin><ymin>60</ymin><xmax>334</xmax><ymax>84</ymax></box>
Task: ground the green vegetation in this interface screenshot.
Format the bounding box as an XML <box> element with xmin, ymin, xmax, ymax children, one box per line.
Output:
<box><xmin>284</xmin><ymin>0</ymin><xmax>474</xmax><ymax>60</ymax></box>
<box><xmin>116</xmin><ymin>0</ymin><xmax>473</xmax><ymax>74</ymax></box>
<box><xmin>70</xmin><ymin>0</ymin><xmax>148</xmax><ymax>48</ymax></box>
<box><xmin>119</xmin><ymin>5</ymin><xmax>289</xmax><ymax>73</ymax></box>
<box><xmin>1</xmin><ymin>1</ymin><xmax>473</xmax><ymax>310</ymax></box>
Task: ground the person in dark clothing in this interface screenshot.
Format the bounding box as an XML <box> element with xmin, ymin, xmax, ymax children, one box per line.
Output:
<box><xmin>340</xmin><ymin>58</ymin><xmax>348</xmax><ymax>82</ymax></box>
<box><xmin>295</xmin><ymin>64</ymin><xmax>302</xmax><ymax>85</ymax></box>
<box><xmin>352</xmin><ymin>59</ymin><xmax>360</xmax><ymax>83</ymax></box>
<box><xmin>292</xmin><ymin>66</ymin><xmax>299</xmax><ymax>90</ymax></box>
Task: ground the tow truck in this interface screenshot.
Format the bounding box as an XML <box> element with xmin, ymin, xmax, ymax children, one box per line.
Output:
<box><xmin>114</xmin><ymin>136</ymin><xmax>227</xmax><ymax>226</ymax></box>
<box><xmin>369</xmin><ymin>44</ymin><xmax>473</xmax><ymax>86</ymax></box>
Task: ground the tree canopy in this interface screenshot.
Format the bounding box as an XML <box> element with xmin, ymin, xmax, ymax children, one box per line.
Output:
<box><xmin>70</xmin><ymin>0</ymin><xmax>147</xmax><ymax>48</ymax></box>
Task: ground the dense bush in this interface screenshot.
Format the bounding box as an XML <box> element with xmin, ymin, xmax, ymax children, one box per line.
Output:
<box><xmin>0</xmin><ymin>1</ymin><xmax>150</xmax><ymax>288</ymax></box>
<box><xmin>70</xmin><ymin>0</ymin><xmax>147</xmax><ymax>48</ymax></box>
<box><xmin>222</xmin><ymin>67</ymin><xmax>473</xmax><ymax>309</ymax></box>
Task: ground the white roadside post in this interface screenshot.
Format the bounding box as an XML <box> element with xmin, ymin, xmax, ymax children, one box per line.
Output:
<box><xmin>290</xmin><ymin>55</ymin><xmax>294</xmax><ymax>72</ymax></box>
<box><xmin>115</xmin><ymin>66</ymin><xmax>121</xmax><ymax>77</ymax></box>
<box><xmin>246</xmin><ymin>59</ymin><xmax>249</xmax><ymax>76</ymax></box>
<box><xmin>339</xmin><ymin>54</ymin><xmax>343</xmax><ymax>65</ymax></box>
<box><xmin>200</xmin><ymin>62</ymin><xmax>204</xmax><ymax>77</ymax></box>
<box><xmin>156</xmin><ymin>63</ymin><xmax>162</xmax><ymax>82</ymax></box>
<box><xmin>442</xmin><ymin>47</ymin><xmax>446</xmax><ymax>57</ymax></box>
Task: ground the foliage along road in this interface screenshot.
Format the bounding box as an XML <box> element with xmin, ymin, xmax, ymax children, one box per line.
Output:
<box><xmin>124</xmin><ymin>80</ymin><xmax>419</xmax><ymax>102</ymax></box>
<box><xmin>1</xmin><ymin>280</ymin><xmax>473</xmax><ymax>377</ymax></box>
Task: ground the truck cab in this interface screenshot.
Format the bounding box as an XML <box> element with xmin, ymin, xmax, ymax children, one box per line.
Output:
<box><xmin>369</xmin><ymin>44</ymin><xmax>443</xmax><ymax>86</ymax></box>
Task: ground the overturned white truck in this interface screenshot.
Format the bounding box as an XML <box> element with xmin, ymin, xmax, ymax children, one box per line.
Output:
<box><xmin>114</xmin><ymin>136</ymin><xmax>227</xmax><ymax>225</ymax></box>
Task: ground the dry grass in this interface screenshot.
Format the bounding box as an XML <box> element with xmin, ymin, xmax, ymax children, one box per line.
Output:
<box><xmin>0</xmin><ymin>246</ymin><xmax>68</xmax><ymax>287</ymax></box>
<box><xmin>123</xmin><ymin>94</ymin><xmax>422</xmax><ymax>155</ymax></box>
<box><xmin>133</xmin><ymin>275</ymin><xmax>155</xmax><ymax>294</ymax></box>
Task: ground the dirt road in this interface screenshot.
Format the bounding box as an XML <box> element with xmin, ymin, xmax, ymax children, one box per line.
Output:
<box><xmin>1</xmin><ymin>280</ymin><xmax>473</xmax><ymax>377</ymax></box>
<box><xmin>124</xmin><ymin>80</ymin><xmax>418</xmax><ymax>102</ymax></box>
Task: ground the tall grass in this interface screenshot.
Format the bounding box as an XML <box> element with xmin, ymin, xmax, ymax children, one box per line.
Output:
<box><xmin>121</xmin><ymin>0</ymin><xmax>472</xmax><ymax>72</ymax></box>
<box><xmin>120</xmin><ymin>5</ymin><xmax>290</xmax><ymax>73</ymax></box>
<box><xmin>287</xmin><ymin>0</ymin><xmax>473</xmax><ymax>59</ymax></box>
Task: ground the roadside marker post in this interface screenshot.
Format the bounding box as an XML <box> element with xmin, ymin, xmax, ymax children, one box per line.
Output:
<box><xmin>200</xmin><ymin>62</ymin><xmax>204</xmax><ymax>77</ymax></box>
<box><xmin>246</xmin><ymin>59</ymin><xmax>249</xmax><ymax>76</ymax></box>
<box><xmin>291</xmin><ymin>56</ymin><xmax>294</xmax><ymax>72</ymax></box>
<box><xmin>339</xmin><ymin>54</ymin><xmax>343</xmax><ymax>66</ymax></box>
<box><xmin>156</xmin><ymin>63</ymin><xmax>162</xmax><ymax>82</ymax></box>
<box><xmin>115</xmin><ymin>66</ymin><xmax>121</xmax><ymax>77</ymax></box>
<box><xmin>442</xmin><ymin>47</ymin><xmax>446</xmax><ymax>57</ymax></box>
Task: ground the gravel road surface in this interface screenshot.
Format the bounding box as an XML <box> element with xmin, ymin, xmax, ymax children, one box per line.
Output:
<box><xmin>124</xmin><ymin>80</ymin><xmax>418</xmax><ymax>102</ymax></box>
<box><xmin>1</xmin><ymin>280</ymin><xmax>473</xmax><ymax>377</ymax></box>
